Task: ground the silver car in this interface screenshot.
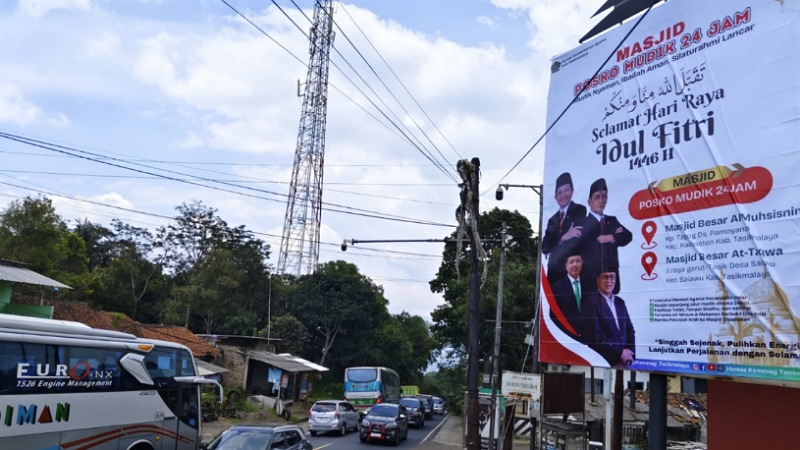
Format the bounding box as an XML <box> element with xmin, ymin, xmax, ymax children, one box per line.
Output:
<box><xmin>307</xmin><ymin>400</ymin><xmax>360</xmax><ymax>436</ymax></box>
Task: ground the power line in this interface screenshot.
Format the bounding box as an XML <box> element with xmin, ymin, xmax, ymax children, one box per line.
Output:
<box><xmin>0</xmin><ymin>131</ymin><xmax>455</xmax><ymax>228</ymax></box>
<box><xmin>337</xmin><ymin>1</ymin><xmax>463</xmax><ymax>161</ymax></box>
<box><xmin>265</xmin><ymin>0</ymin><xmax>458</xmax><ymax>184</ymax></box>
<box><xmin>218</xmin><ymin>0</ymin><xmax>458</xmax><ymax>185</ymax></box>
<box><xmin>321</xmin><ymin>1</ymin><xmax>459</xmax><ymax>173</ymax></box>
<box><xmin>486</xmin><ymin>4</ymin><xmax>657</xmax><ymax>193</ymax></box>
<box><xmin>0</xmin><ymin>177</ymin><xmax>445</xmax><ymax>261</ymax></box>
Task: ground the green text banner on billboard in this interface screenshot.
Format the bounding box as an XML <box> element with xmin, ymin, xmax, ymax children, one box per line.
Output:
<box><xmin>539</xmin><ymin>0</ymin><xmax>800</xmax><ymax>383</ymax></box>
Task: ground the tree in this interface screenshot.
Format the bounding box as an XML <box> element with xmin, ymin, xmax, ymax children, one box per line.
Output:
<box><xmin>157</xmin><ymin>201</ymin><xmax>270</xmax><ymax>334</ymax></box>
<box><xmin>0</xmin><ymin>196</ymin><xmax>96</xmax><ymax>300</ymax></box>
<box><xmin>73</xmin><ymin>219</ymin><xmax>115</xmax><ymax>271</ymax></box>
<box><xmin>371</xmin><ymin>313</ymin><xmax>436</xmax><ymax>383</ymax></box>
<box><xmin>289</xmin><ymin>260</ymin><xmax>390</xmax><ymax>366</ymax></box>
<box><xmin>430</xmin><ymin>208</ymin><xmax>537</xmax><ymax>375</ymax></box>
<box><xmin>0</xmin><ymin>196</ymin><xmax>68</xmax><ymax>274</ymax></box>
<box><xmin>259</xmin><ymin>314</ymin><xmax>311</xmax><ymax>356</ymax></box>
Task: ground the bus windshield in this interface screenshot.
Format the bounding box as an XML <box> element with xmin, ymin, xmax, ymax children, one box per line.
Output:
<box><xmin>346</xmin><ymin>368</ymin><xmax>377</xmax><ymax>382</ymax></box>
<box><xmin>343</xmin><ymin>366</ymin><xmax>400</xmax><ymax>409</ymax></box>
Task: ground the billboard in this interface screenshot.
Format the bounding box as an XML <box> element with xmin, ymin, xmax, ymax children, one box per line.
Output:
<box><xmin>539</xmin><ymin>0</ymin><xmax>800</xmax><ymax>383</ymax></box>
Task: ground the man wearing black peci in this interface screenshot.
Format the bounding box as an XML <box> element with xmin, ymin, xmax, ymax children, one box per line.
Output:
<box><xmin>542</xmin><ymin>172</ymin><xmax>586</xmax><ymax>285</ymax></box>
<box><xmin>579</xmin><ymin>178</ymin><xmax>631</xmax><ymax>294</ymax></box>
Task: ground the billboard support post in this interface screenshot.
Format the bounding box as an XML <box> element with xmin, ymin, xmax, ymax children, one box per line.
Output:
<box><xmin>649</xmin><ymin>374</ymin><xmax>667</xmax><ymax>450</ymax></box>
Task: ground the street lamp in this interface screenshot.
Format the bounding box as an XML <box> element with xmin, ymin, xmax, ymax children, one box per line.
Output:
<box><xmin>496</xmin><ymin>183</ymin><xmax>543</xmax><ymax>450</ymax></box>
<box><xmin>495</xmin><ymin>183</ymin><xmax>543</xmax><ymax>368</ymax></box>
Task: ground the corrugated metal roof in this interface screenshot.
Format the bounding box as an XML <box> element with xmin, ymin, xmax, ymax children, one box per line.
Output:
<box><xmin>197</xmin><ymin>360</ymin><xmax>228</xmax><ymax>376</ymax></box>
<box><xmin>0</xmin><ymin>263</ymin><xmax>71</xmax><ymax>288</ymax></box>
<box><xmin>571</xmin><ymin>393</ymin><xmax>684</xmax><ymax>428</ymax></box>
<box><xmin>248</xmin><ymin>350</ymin><xmax>327</xmax><ymax>373</ymax></box>
<box><xmin>279</xmin><ymin>353</ymin><xmax>329</xmax><ymax>372</ymax></box>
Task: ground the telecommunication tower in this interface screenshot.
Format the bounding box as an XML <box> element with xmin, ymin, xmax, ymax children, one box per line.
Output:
<box><xmin>277</xmin><ymin>0</ymin><xmax>335</xmax><ymax>278</ymax></box>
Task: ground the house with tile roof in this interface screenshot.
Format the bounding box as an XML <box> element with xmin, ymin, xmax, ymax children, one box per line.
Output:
<box><xmin>9</xmin><ymin>295</ymin><xmax>225</xmax><ymax>377</ymax></box>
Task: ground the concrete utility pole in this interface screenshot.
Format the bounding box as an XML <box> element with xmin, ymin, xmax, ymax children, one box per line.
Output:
<box><xmin>488</xmin><ymin>222</ymin><xmax>507</xmax><ymax>450</ymax></box>
<box><xmin>458</xmin><ymin>158</ymin><xmax>482</xmax><ymax>450</ymax></box>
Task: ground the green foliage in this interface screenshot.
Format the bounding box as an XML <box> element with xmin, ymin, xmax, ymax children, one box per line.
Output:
<box><xmin>1</xmin><ymin>196</ymin><xmax>438</xmax><ymax>393</ymax></box>
<box><xmin>430</xmin><ymin>208</ymin><xmax>537</xmax><ymax>375</ymax></box>
<box><xmin>0</xmin><ymin>196</ymin><xmax>68</xmax><ymax>274</ymax></box>
<box><xmin>424</xmin><ymin>363</ymin><xmax>467</xmax><ymax>416</ymax></box>
<box><xmin>258</xmin><ymin>314</ymin><xmax>311</xmax><ymax>356</ymax></box>
<box><xmin>308</xmin><ymin>377</ymin><xmax>344</xmax><ymax>402</ymax></box>
<box><xmin>288</xmin><ymin>260</ymin><xmax>390</xmax><ymax>367</ymax></box>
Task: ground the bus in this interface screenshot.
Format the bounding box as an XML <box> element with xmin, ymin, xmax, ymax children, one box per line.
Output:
<box><xmin>0</xmin><ymin>313</ymin><xmax>221</xmax><ymax>450</ymax></box>
<box><xmin>343</xmin><ymin>366</ymin><xmax>400</xmax><ymax>410</ymax></box>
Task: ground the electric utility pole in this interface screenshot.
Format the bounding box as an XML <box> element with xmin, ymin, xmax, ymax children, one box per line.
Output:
<box><xmin>458</xmin><ymin>158</ymin><xmax>483</xmax><ymax>450</ymax></box>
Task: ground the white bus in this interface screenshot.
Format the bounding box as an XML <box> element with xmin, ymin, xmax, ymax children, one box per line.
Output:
<box><xmin>0</xmin><ymin>313</ymin><xmax>221</xmax><ymax>450</ymax></box>
<box><xmin>343</xmin><ymin>366</ymin><xmax>401</xmax><ymax>410</ymax></box>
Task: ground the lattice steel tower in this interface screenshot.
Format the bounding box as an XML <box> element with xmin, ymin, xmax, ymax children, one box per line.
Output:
<box><xmin>277</xmin><ymin>0</ymin><xmax>335</xmax><ymax>277</ymax></box>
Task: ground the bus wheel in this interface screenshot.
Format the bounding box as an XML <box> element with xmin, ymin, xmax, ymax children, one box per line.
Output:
<box><xmin>129</xmin><ymin>444</ymin><xmax>154</xmax><ymax>450</ymax></box>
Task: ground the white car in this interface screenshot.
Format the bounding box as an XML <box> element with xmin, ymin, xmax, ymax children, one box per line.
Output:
<box><xmin>307</xmin><ymin>400</ymin><xmax>360</xmax><ymax>436</ymax></box>
<box><xmin>432</xmin><ymin>397</ymin><xmax>446</xmax><ymax>415</ymax></box>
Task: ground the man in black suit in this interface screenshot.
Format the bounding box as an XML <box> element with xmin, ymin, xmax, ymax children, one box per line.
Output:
<box><xmin>549</xmin><ymin>248</ymin><xmax>592</xmax><ymax>342</ymax></box>
<box><xmin>579</xmin><ymin>178</ymin><xmax>632</xmax><ymax>293</ymax></box>
<box><xmin>584</xmin><ymin>270</ymin><xmax>635</xmax><ymax>367</ymax></box>
<box><xmin>542</xmin><ymin>172</ymin><xmax>587</xmax><ymax>284</ymax></box>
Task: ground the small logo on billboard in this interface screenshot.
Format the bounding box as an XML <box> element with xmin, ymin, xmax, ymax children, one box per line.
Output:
<box><xmin>641</xmin><ymin>221</ymin><xmax>657</xmax><ymax>249</ymax></box>
<box><xmin>551</xmin><ymin>61</ymin><xmax>561</xmax><ymax>73</ymax></box>
<box><xmin>641</xmin><ymin>252</ymin><xmax>658</xmax><ymax>281</ymax></box>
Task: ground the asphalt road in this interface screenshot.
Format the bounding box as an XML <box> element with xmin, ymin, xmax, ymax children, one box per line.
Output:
<box><xmin>303</xmin><ymin>413</ymin><xmax>448</xmax><ymax>449</ymax></box>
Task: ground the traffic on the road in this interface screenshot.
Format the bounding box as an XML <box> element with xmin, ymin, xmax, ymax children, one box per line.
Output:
<box><xmin>303</xmin><ymin>403</ymin><xmax>448</xmax><ymax>449</ymax></box>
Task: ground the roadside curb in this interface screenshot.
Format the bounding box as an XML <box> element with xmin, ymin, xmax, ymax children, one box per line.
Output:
<box><xmin>420</xmin><ymin>415</ymin><xmax>450</xmax><ymax>444</ymax></box>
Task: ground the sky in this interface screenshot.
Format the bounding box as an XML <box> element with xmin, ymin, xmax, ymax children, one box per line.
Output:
<box><xmin>0</xmin><ymin>0</ymin><xmax>609</xmax><ymax>322</ymax></box>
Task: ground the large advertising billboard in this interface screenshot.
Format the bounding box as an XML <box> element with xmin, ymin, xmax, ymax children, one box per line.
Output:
<box><xmin>539</xmin><ymin>0</ymin><xmax>800</xmax><ymax>383</ymax></box>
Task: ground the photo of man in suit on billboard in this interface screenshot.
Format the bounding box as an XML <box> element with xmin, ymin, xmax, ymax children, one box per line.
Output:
<box><xmin>584</xmin><ymin>267</ymin><xmax>635</xmax><ymax>368</ymax></box>
<box><xmin>579</xmin><ymin>177</ymin><xmax>632</xmax><ymax>293</ymax></box>
<box><xmin>549</xmin><ymin>247</ymin><xmax>593</xmax><ymax>343</ymax></box>
<box><xmin>542</xmin><ymin>172</ymin><xmax>586</xmax><ymax>284</ymax></box>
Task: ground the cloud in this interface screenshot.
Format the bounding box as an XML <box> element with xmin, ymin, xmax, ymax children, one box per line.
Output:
<box><xmin>477</xmin><ymin>16</ymin><xmax>495</xmax><ymax>27</ymax></box>
<box><xmin>490</xmin><ymin>0</ymin><xmax>604</xmax><ymax>55</ymax></box>
<box><xmin>0</xmin><ymin>84</ymin><xmax>42</xmax><ymax>125</ymax></box>
<box><xmin>17</xmin><ymin>0</ymin><xmax>93</xmax><ymax>18</ymax></box>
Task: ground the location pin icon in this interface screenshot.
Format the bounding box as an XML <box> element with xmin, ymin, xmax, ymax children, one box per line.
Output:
<box><xmin>641</xmin><ymin>252</ymin><xmax>658</xmax><ymax>280</ymax></box>
<box><xmin>641</xmin><ymin>220</ymin><xmax>657</xmax><ymax>249</ymax></box>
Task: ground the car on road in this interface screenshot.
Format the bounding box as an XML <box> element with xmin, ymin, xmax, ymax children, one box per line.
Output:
<box><xmin>415</xmin><ymin>394</ymin><xmax>434</xmax><ymax>420</ymax></box>
<box><xmin>359</xmin><ymin>403</ymin><xmax>409</xmax><ymax>445</ymax></box>
<box><xmin>398</xmin><ymin>397</ymin><xmax>425</xmax><ymax>428</ymax></box>
<box><xmin>307</xmin><ymin>400</ymin><xmax>360</xmax><ymax>436</ymax></box>
<box><xmin>201</xmin><ymin>424</ymin><xmax>312</xmax><ymax>450</ymax></box>
<box><xmin>432</xmin><ymin>397</ymin><xmax>446</xmax><ymax>415</ymax></box>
